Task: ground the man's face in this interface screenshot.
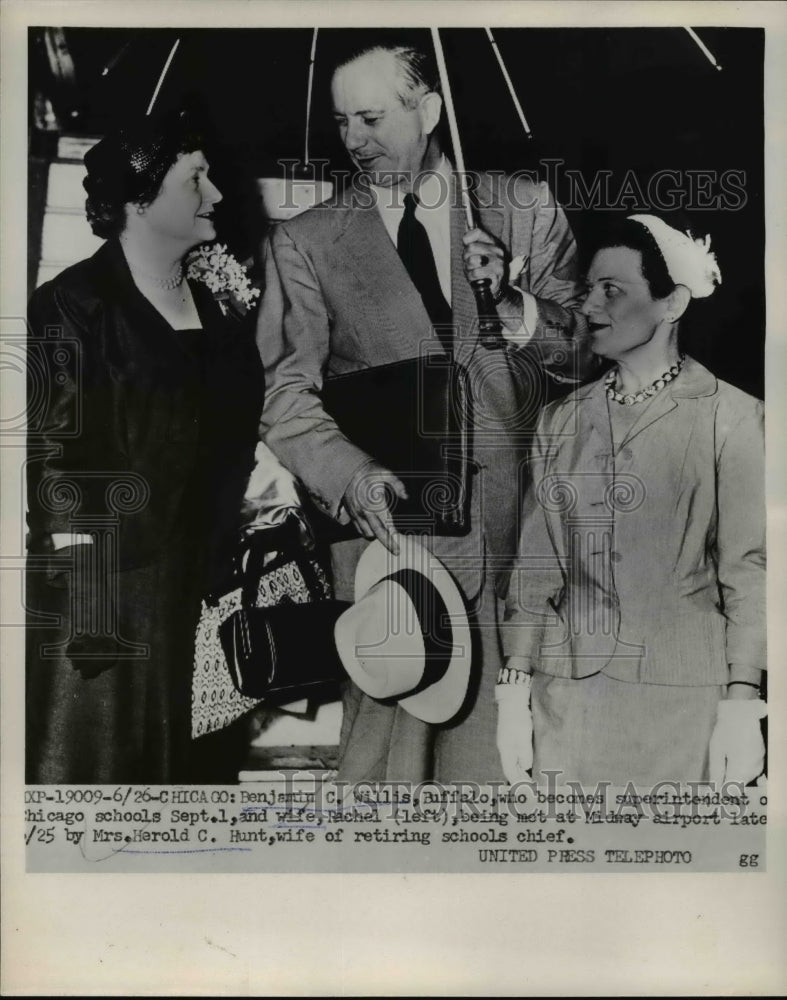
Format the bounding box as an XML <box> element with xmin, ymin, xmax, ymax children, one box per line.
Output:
<box><xmin>331</xmin><ymin>51</ymin><xmax>438</xmax><ymax>189</ymax></box>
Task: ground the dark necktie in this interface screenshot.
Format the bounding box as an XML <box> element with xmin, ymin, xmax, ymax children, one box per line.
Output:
<box><xmin>397</xmin><ymin>192</ymin><xmax>453</xmax><ymax>353</ymax></box>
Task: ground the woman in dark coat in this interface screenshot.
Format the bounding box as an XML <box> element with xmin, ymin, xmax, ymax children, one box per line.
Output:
<box><xmin>26</xmin><ymin>109</ymin><xmax>264</xmax><ymax>784</ymax></box>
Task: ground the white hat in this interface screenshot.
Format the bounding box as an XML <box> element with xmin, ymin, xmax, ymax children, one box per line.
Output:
<box><xmin>627</xmin><ymin>214</ymin><xmax>722</xmax><ymax>298</ymax></box>
<box><xmin>334</xmin><ymin>537</ymin><xmax>472</xmax><ymax>723</ymax></box>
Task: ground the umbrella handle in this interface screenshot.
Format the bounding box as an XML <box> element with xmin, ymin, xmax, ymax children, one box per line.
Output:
<box><xmin>471</xmin><ymin>279</ymin><xmax>506</xmax><ymax>343</ymax></box>
<box><xmin>430</xmin><ymin>28</ymin><xmax>505</xmax><ymax>349</ymax></box>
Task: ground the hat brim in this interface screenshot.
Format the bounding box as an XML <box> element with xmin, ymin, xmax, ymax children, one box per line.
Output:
<box><xmin>346</xmin><ymin>537</ymin><xmax>472</xmax><ymax>724</ymax></box>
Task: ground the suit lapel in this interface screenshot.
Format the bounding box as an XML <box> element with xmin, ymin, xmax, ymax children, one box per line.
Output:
<box><xmin>334</xmin><ymin>170</ymin><xmax>512</xmax><ymax>363</ymax></box>
<box><xmin>336</xmin><ymin>197</ymin><xmax>441</xmax><ymax>360</ymax></box>
<box><xmin>449</xmin><ymin>197</ymin><xmax>477</xmax><ymax>360</ymax></box>
<box><xmin>613</xmin><ymin>389</ymin><xmax>678</xmax><ymax>452</ymax></box>
<box><xmin>575</xmin><ymin>378</ymin><xmax>614</xmax><ymax>455</ymax></box>
<box><xmin>473</xmin><ymin>172</ymin><xmax>507</xmax><ymax>242</ymax></box>
<box><xmin>610</xmin><ymin>354</ymin><xmax>717</xmax><ymax>451</ymax></box>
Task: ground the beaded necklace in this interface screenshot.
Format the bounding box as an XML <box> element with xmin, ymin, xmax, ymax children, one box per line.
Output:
<box><xmin>129</xmin><ymin>264</ymin><xmax>184</xmax><ymax>290</ymax></box>
<box><xmin>605</xmin><ymin>354</ymin><xmax>685</xmax><ymax>406</ymax></box>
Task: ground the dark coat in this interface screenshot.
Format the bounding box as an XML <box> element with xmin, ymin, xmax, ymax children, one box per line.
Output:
<box><xmin>26</xmin><ymin>239</ymin><xmax>264</xmax><ymax>783</ymax></box>
<box><xmin>27</xmin><ymin>238</ymin><xmax>263</xmax><ymax>577</ymax></box>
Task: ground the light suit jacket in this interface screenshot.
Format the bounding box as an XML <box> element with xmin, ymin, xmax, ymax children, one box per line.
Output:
<box><xmin>257</xmin><ymin>171</ymin><xmax>591</xmax><ymax>599</ymax></box>
<box><xmin>502</xmin><ymin>356</ymin><xmax>766</xmax><ymax>685</ymax></box>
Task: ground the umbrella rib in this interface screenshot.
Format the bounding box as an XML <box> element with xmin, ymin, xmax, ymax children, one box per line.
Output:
<box><xmin>146</xmin><ymin>37</ymin><xmax>181</xmax><ymax>116</ymax></box>
<box><xmin>101</xmin><ymin>37</ymin><xmax>133</xmax><ymax>77</ymax></box>
<box><xmin>430</xmin><ymin>27</ymin><xmax>474</xmax><ymax>230</ymax></box>
<box><xmin>304</xmin><ymin>28</ymin><xmax>319</xmax><ymax>167</ymax></box>
<box><xmin>684</xmin><ymin>27</ymin><xmax>723</xmax><ymax>71</ymax></box>
<box><xmin>485</xmin><ymin>28</ymin><xmax>533</xmax><ymax>138</ymax></box>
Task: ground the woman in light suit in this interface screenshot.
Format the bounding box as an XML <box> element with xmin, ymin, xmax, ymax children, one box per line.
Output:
<box><xmin>496</xmin><ymin>214</ymin><xmax>766</xmax><ymax>787</ymax></box>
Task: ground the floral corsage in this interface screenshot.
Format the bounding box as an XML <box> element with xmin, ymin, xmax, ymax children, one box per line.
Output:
<box><xmin>186</xmin><ymin>243</ymin><xmax>261</xmax><ymax>318</ymax></box>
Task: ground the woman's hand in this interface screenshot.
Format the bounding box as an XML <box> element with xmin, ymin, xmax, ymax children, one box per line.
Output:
<box><xmin>495</xmin><ymin>682</ymin><xmax>534</xmax><ymax>784</ymax></box>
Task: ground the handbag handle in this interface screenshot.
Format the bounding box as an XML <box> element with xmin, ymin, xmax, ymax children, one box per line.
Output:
<box><xmin>289</xmin><ymin>545</ymin><xmax>326</xmax><ymax>602</ymax></box>
<box><xmin>239</xmin><ymin>515</ymin><xmax>326</xmax><ymax>607</ymax></box>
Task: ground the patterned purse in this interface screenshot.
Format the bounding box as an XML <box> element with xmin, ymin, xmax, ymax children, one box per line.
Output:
<box><xmin>191</xmin><ymin>516</ymin><xmax>340</xmax><ymax>739</ymax></box>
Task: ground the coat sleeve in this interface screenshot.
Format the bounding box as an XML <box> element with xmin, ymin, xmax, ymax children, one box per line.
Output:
<box><xmin>26</xmin><ymin>281</ymin><xmax>125</xmax><ymax>542</ymax></box>
<box><xmin>501</xmin><ymin>407</ymin><xmax>566</xmax><ymax>665</ymax></box>
<box><xmin>508</xmin><ymin>177</ymin><xmax>597</xmax><ymax>383</ymax></box>
<box><xmin>715</xmin><ymin>395</ymin><xmax>766</xmax><ymax>672</ymax></box>
<box><xmin>256</xmin><ymin>225</ymin><xmax>374</xmax><ymax>520</ymax></box>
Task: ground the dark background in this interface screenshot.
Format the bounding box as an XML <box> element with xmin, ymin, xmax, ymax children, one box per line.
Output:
<box><xmin>29</xmin><ymin>26</ymin><xmax>765</xmax><ymax>396</ymax></box>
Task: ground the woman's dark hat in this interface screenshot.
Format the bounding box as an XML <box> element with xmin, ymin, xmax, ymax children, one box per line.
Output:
<box><xmin>83</xmin><ymin>106</ymin><xmax>205</xmax><ymax>207</ymax></box>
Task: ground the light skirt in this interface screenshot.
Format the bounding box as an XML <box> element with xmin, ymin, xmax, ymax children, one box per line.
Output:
<box><xmin>531</xmin><ymin>670</ymin><xmax>723</xmax><ymax>787</ymax></box>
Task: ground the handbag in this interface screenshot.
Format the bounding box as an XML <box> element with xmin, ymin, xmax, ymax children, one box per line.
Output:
<box><xmin>190</xmin><ymin>515</ymin><xmax>345</xmax><ymax>739</ymax></box>
<box><xmin>218</xmin><ymin>517</ymin><xmax>349</xmax><ymax>703</ymax></box>
<box><xmin>321</xmin><ymin>354</ymin><xmax>472</xmax><ymax>536</ymax></box>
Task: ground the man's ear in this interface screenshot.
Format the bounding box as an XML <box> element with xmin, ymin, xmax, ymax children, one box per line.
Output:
<box><xmin>419</xmin><ymin>92</ymin><xmax>443</xmax><ymax>136</ymax></box>
<box><xmin>666</xmin><ymin>284</ymin><xmax>692</xmax><ymax>322</ymax></box>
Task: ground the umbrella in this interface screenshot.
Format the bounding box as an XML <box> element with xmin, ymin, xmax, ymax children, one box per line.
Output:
<box><xmin>33</xmin><ymin>26</ymin><xmax>757</xmax><ymax>392</ymax></box>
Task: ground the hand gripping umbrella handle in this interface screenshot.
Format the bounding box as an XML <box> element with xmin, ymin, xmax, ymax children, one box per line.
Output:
<box><xmin>430</xmin><ymin>28</ymin><xmax>505</xmax><ymax>349</ymax></box>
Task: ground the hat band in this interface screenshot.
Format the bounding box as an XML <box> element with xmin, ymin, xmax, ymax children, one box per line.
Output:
<box><xmin>385</xmin><ymin>568</ymin><xmax>454</xmax><ymax>697</ymax></box>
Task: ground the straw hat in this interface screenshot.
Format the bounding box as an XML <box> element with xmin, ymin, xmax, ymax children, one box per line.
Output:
<box><xmin>334</xmin><ymin>536</ymin><xmax>472</xmax><ymax>723</ymax></box>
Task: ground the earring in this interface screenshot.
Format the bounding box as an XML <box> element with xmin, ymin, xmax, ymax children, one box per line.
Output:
<box><xmin>665</xmin><ymin>314</ymin><xmax>675</xmax><ymax>322</ymax></box>
<box><xmin>136</xmin><ymin>205</ymin><xmax>145</xmax><ymax>216</ymax></box>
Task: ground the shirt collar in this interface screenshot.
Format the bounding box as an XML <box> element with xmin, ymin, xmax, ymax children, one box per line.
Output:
<box><xmin>371</xmin><ymin>155</ymin><xmax>450</xmax><ymax>212</ymax></box>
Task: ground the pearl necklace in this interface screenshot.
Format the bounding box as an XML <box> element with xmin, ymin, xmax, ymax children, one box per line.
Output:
<box><xmin>130</xmin><ymin>264</ymin><xmax>184</xmax><ymax>290</ymax></box>
<box><xmin>605</xmin><ymin>354</ymin><xmax>685</xmax><ymax>406</ymax></box>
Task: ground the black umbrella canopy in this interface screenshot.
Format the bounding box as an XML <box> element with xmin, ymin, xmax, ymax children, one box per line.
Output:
<box><xmin>42</xmin><ymin>26</ymin><xmax>761</xmax><ymax>185</ymax></box>
<box><xmin>30</xmin><ymin>25</ymin><xmax>764</xmax><ymax>395</ymax></box>
<box><xmin>41</xmin><ymin>26</ymin><xmax>761</xmax><ymax>171</ymax></box>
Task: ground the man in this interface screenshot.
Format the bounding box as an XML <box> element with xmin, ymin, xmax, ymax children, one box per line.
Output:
<box><xmin>257</xmin><ymin>42</ymin><xmax>593</xmax><ymax>782</ymax></box>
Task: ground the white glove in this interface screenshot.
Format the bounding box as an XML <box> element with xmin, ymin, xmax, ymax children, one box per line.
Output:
<box><xmin>708</xmin><ymin>698</ymin><xmax>767</xmax><ymax>787</ymax></box>
<box><xmin>495</xmin><ymin>681</ymin><xmax>534</xmax><ymax>784</ymax></box>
